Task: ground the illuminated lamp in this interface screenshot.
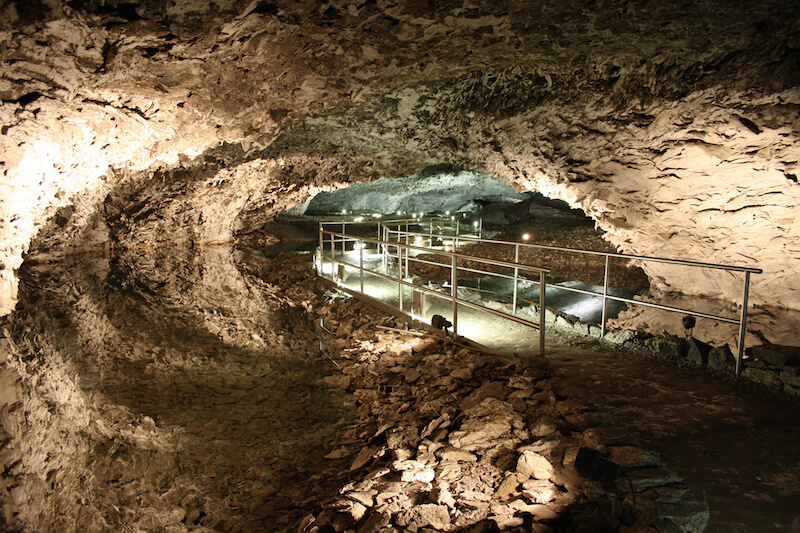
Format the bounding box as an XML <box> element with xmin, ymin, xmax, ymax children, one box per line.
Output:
<box><xmin>522</xmin><ymin>233</ymin><xmax>531</xmax><ymax>241</ymax></box>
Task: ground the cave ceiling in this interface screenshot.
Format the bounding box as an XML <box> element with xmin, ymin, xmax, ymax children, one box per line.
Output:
<box><xmin>1</xmin><ymin>0</ymin><xmax>799</xmax><ymax>314</ymax></box>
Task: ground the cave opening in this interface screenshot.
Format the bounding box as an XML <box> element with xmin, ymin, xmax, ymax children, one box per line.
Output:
<box><xmin>275</xmin><ymin>165</ymin><xmax>650</xmax><ymax>326</ymax></box>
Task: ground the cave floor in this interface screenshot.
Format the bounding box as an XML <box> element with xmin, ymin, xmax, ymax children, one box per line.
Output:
<box><xmin>328</xmin><ymin>244</ymin><xmax>800</xmax><ymax>531</ymax></box>
<box><xmin>539</xmin><ymin>340</ymin><xmax>800</xmax><ymax>533</ymax></box>
<box><xmin>7</xmin><ymin>244</ymin><xmax>799</xmax><ymax>532</ymax></box>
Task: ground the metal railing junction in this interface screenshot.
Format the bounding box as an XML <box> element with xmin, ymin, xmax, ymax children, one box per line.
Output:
<box><xmin>317</xmin><ymin>219</ymin><xmax>547</xmax><ymax>356</ymax></box>
<box><xmin>317</xmin><ymin>219</ymin><xmax>762</xmax><ymax>374</ymax></box>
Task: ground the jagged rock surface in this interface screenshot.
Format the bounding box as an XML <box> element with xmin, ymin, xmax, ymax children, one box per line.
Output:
<box><xmin>1</xmin><ymin>247</ymin><xmax>712</xmax><ymax>532</ymax></box>
<box><xmin>0</xmin><ymin>0</ymin><xmax>799</xmax><ymax>315</ymax></box>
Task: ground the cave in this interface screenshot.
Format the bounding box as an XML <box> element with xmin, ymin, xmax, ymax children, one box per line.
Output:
<box><xmin>1</xmin><ymin>1</ymin><xmax>800</xmax><ymax>532</ymax></box>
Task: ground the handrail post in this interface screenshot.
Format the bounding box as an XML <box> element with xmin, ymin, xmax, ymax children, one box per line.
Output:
<box><xmin>382</xmin><ymin>226</ymin><xmax>387</xmax><ymax>271</ymax></box>
<box><xmin>601</xmin><ymin>255</ymin><xmax>610</xmax><ymax>338</ymax></box>
<box><xmin>451</xmin><ymin>254</ymin><xmax>458</xmax><ymax>335</ymax></box>
<box><xmin>539</xmin><ymin>270</ymin><xmax>546</xmax><ymax>356</ymax></box>
<box><xmin>330</xmin><ymin>232</ymin><xmax>335</xmax><ymax>277</ymax></box>
<box><xmin>736</xmin><ymin>271</ymin><xmax>752</xmax><ymax>375</ymax></box>
<box><xmin>405</xmin><ymin>231</ymin><xmax>410</xmax><ymax>277</ymax></box>
<box><xmin>318</xmin><ymin>223</ymin><xmax>323</xmax><ymax>275</ymax></box>
<box><xmin>341</xmin><ymin>222</ymin><xmax>346</xmax><ymax>256</ymax></box>
<box><xmin>398</xmin><ymin>243</ymin><xmax>403</xmax><ymax>312</ymax></box>
<box><xmin>360</xmin><ymin>242</ymin><xmax>364</xmax><ymax>293</ymax></box>
<box><xmin>512</xmin><ymin>244</ymin><xmax>520</xmax><ymax>314</ymax></box>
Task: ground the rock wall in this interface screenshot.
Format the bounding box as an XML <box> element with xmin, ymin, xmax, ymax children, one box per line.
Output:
<box><xmin>1</xmin><ymin>0</ymin><xmax>799</xmax><ymax>315</ymax></box>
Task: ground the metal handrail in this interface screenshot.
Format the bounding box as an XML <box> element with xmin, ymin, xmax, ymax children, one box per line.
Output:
<box><xmin>317</xmin><ymin>229</ymin><xmax>549</xmax><ymax>356</ymax></box>
<box><xmin>382</xmin><ymin>229</ymin><xmax>762</xmax><ymax>274</ymax></box>
<box><xmin>383</xmin><ymin>227</ymin><xmax>762</xmax><ymax>374</ymax></box>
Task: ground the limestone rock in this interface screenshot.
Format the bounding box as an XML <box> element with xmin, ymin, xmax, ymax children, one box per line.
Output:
<box><xmin>655</xmin><ymin>488</ymin><xmax>710</xmax><ymax>533</ymax></box>
<box><xmin>708</xmin><ymin>344</ymin><xmax>734</xmax><ymax>371</ymax></box>
<box><xmin>685</xmin><ymin>338</ymin><xmax>711</xmax><ymax>366</ymax></box>
<box><xmin>516</xmin><ymin>451</ymin><xmax>555</xmax><ymax>481</ymax></box>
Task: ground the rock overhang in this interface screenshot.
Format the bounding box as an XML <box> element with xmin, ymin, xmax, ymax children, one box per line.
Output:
<box><xmin>1</xmin><ymin>0</ymin><xmax>799</xmax><ymax>314</ymax></box>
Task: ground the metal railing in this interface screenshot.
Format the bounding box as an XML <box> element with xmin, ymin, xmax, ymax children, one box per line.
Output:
<box><xmin>381</xmin><ymin>228</ymin><xmax>762</xmax><ymax>374</ymax></box>
<box><xmin>316</xmin><ymin>224</ymin><xmax>549</xmax><ymax>356</ymax></box>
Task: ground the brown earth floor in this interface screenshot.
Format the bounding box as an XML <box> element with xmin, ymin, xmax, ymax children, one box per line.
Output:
<box><xmin>299</xmin><ymin>210</ymin><xmax>800</xmax><ymax>531</ymax></box>
<box><xmin>539</xmin><ymin>339</ymin><xmax>800</xmax><ymax>533</ymax></box>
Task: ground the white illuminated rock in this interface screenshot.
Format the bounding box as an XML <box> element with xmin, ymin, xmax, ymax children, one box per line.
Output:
<box><xmin>516</xmin><ymin>450</ymin><xmax>555</xmax><ymax>481</ymax></box>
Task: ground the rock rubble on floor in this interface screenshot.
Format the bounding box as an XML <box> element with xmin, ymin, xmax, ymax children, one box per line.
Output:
<box><xmin>285</xmin><ymin>255</ymin><xmax>709</xmax><ymax>532</ymax></box>
<box><xmin>0</xmin><ymin>249</ymin><xmax>710</xmax><ymax>532</ymax></box>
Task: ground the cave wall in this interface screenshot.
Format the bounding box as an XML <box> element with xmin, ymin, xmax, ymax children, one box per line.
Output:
<box><xmin>1</xmin><ymin>0</ymin><xmax>799</xmax><ymax>315</ymax></box>
<box><xmin>1</xmin><ymin>243</ymin><xmax>335</xmax><ymax>531</ymax></box>
<box><xmin>0</xmin><ymin>1</ymin><xmax>799</xmax><ymax>530</ymax></box>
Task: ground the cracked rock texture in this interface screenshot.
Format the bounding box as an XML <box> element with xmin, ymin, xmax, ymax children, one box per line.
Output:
<box><xmin>0</xmin><ymin>0</ymin><xmax>799</xmax><ymax>315</ymax></box>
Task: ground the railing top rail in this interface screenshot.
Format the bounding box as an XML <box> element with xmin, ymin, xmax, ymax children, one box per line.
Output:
<box><xmin>321</xmin><ymin>229</ymin><xmax>551</xmax><ymax>275</ymax></box>
<box><xmin>319</xmin><ymin>216</ymin><xmax>460</xmax><ymax>227</ymax></box>
<box><xmin>384</xmin><ymin>227</ymin><xmax>763</xmax><ymax>275</ymax></box>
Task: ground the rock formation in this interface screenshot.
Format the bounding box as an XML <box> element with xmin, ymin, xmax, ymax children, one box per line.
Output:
<box><xmin>1</xmin><ymin>2</ymin><xmax>800</xmax><ymax>530</ymax></box>
<box><xmin>1</xmin><ymin>0</ymin><xmax>799</xmax><ymax>315</ymax></box>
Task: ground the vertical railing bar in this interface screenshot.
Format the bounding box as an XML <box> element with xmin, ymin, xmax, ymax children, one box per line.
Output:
<box><xmin>398</xmin><ymin>243</ymin><xmax>403</xmax><ymax>312</ymax></box>
<box><xmin>513</xmin><ymin>243</ymin><xmax>520</xmax><ymax>314</ymax></box>
<box><xmin>539</xmin><ymin>270</ymin><xmax>546</xmax><ymax>357</ymax></box>
<box><xmin>451</xmin><ymin>254</ymin><xmax>458</xmax><ymax>335</ymax></box>
<box><xmin>382</xmin><ymin>226</ymin><xmax>387</xmax><ymax>271</ymax></box>
<box><xmin>601</xmin><ymin>255</ymin><xmax>610</xmax><ymax>338</ymax></box>
<box><xmin>318</xmin><ymin>223</ymin><xmax>323</xmax><ymax>275</ymax></box>
<box><xmin>736</xmin><ymin>271</ymin><xmax>752</xmax><ymax>375</ymax></box>
<box><xmin>404</xmin><ymin>231</ymin><xmax>410</xmax><ymax>277</ymax></box>
<box><xmin>330</xmin><ymin>232</ymin><xmax>335</xmax><ymax>278</ymax></box>
<box><xmin>360</xmin><ymin>243</ymin><xmax>364</xmax><ymax>293</ymax></box>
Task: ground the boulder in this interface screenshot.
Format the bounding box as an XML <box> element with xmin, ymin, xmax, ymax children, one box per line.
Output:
<box><xmin>604</xmin><ymin>329</ymin><xmax>638</xmax><ymax>344</ymax></box>
<box><xmin>708</xmin><ymin>344</ymin><xmax>734</xmax><ymax>371</ymax></box>
<box><xmin>646</xmin><ymin>335</ymin><xmax>686</xmax><ymax>359</ymax></box>
<box><xmin>685</xmin><ymin>338</ymin><xmax>712</xmax><ymax>365</ymax></box>
<box><xmin>749</xmin><ymin>344</ymin><xmax>800</xmax><ymax>366</ymax></box>
<box><xmin>516</xmin><ymin>450</ymin><xmax>555</xmax><ymax>481</ymax></box>
<box><xmin>655</xmin><ymin>488</ymin><xmax>710</xmax><ymax>533</ymax></box>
